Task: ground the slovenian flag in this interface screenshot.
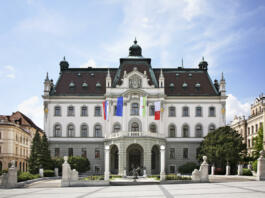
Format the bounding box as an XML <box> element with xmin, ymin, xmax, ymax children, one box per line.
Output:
<box><xmin>154</xmin><ymin>101</ymin><xmax>161</xmax><ymax>120</ymax></box>
<box><xmin>140</xmin><ymin>96</ymin><xmax>147</xmax><ymax>117</ymax></box>
<box><xmin>103</xmin><ymin>100</ymin><xmax>109</xmax><ymax>120</ymax></box>
<box><xmin>116</xmin><ymin>97</ymin><xmax>123</xmax><ymax>116</ymax></box>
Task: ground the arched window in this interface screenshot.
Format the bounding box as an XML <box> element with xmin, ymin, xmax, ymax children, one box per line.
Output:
<box><xmin>67</xmin><ymin>106</ymin><xmax>75</xmax><ymax>116</ymax></box>
<box><xmin>149</xmin><ymin>105</ymin><xmax>155</xmax><ymax>116</ymax></box>
<box><xmin>209</xmin><ymin>106</ymin><xmax>216</xmax><ymax>117</ymax></box>
<box><xmin>131</xmin><ymin>122</ymin><xmax>139</xmax><ymax>132</ymax></box>
<box><xmin>54</xmin><ymin>124</ymin><xmax>62</xmax><ymax>137</ymax></box>
<box><xmin>168</xmin><ymin>107</ymin><xmax>176</xmax><ymax>117</ymax></box>
<box><xmin>195</xmin><ymin>124</ymin><xmax>203</xmax><ymax>138</ymax></box>
<box><xmin>168</xmin><ymin>124</ymin><xmax>176</xmax><ymax>137</ymax></box>
<box><xmin>208</xmin><ymin>124</ymin><xmax>216</xmax><ymax>132</ymax></box>
<box><xmin>54</xmin><ymin>106</ymin><xmax>61</xmax><ymax>116</ymax></box>
<box><xmin>195</xmin><ymin>106</ymin><xmax>202</xmax><ymax>117</ymax></box>
<box><xmin>182</xmin><ymin>124</ymin><xmax>189</xmax><ymax>137</ymax></box>
<box><xmin>94</xmin><ymin>106</ymin><xmax>101</xmax><ymax>117</ymax></box>
<box><xmin>81</xmin><ymin>106</ymin><xmax>88</xmax><ymax>117</ymax></box>
<box><xmin>182</xmin><ymin>106</ymin><xmax>189</xmax><ymax>117</ymax></box>
<box><xmin>131</xmin><ymin>103</ymin><xmax>139</xmax><ymax>115</ymax></box>
<box><xmin>94</xmin><ymin>124</ymin><xmax>102</xmax><ymax>137</ymax></box>
<box><xmin>149</xmin><ymin>123</ymin><xmax>157</xmax><ymax>133</ymax></box>
<box><xmin>80</xmin><ymin>124</ymin><xmax>88</xmax><ymax>137</ymax></box>
<box><xmin>113</xmin><ymin>123</ymin><xmax>121</xmax><ymax>133</ymax></box>
<box><xmin>67</xmin><ymin>124</ymin><xmax>75</xmax><ymax>137</ymax></box>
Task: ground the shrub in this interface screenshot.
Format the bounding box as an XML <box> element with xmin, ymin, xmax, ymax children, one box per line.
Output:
<box><xmin>178</xmin><ymin>162</ymin><xmax>198</xmax><ymax>174</ymax></box>
<box><xmin>82</xmin><ymin>175</ymin><xmax>104</xmax><ymax>180</ymax></box>
<box><xmin>52</xmin><ymin>156</ymin><xmax>90</xmax><ymax>173</ymax></box>
<box><xmin>242</xmin><ymin>168</ymin><xmax>252</xmax><ymax>176</ymax></box>
<box><xmin>251</xmin><ymin>160</ymin><xmax>257</xmax><ymax>172</ymax></box>
<box><xmin>18</xmin><ymin>172</ymin><xmax>40</xmax><ymax>182</ymax></box>
<box><xmin>166</xmin><ymin>174</ymin><xmax>191</xmax><ymax>180</ymax></box>
<box><xmin>110</xmin><ymin>175</ymin><xmax>122</xmax><ymax>179</ymax></box>
<box><xmin>44</xmin><ymin>170</ymin><xmax>55</xmax><ymax>177</ymax></box>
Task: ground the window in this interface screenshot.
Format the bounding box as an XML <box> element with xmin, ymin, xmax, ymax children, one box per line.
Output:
<box><xmin>209</xmin><ymin>107</ymin><xmax>215</xmax><ymax>117</ymax></box>
<box><xmin>256</xmin><ymin>124</ymin><xmax>258</xmax><ymax>133</ymax></box>
<box><xmin>168</xmin><ymin>107</ymin><xmax>176</xmax><ymax>117</ymax></box>
<box><xmin>81</xmin><ymin>106</ymin><xmax>88</xmax><ymax>116</ymax></box>
<box><xmin>169</xmin><ymin>165</ymin><xmax>175</xmax><ymax>174</ymax></box>
<box><xmin>80</xmin><ymin>124</ymin><xmax>88</xmax><ymax>137</ymax></box>
<box><xmin>81</xmin><ymin>148</ymin><xmax>87</xmax><ymax>158</ymax></box>
<box><xmin>0</xmin><ymin>132</ymin><xmax>1</xmax><ymax>139</ymax></box>
<box><xmin>149</xmin><ymin>105</ymin><xmax>155</xmax><ymax>116</ymax></box>
<box><xmin>67</xmin><ymin>124</ymin><xmax>75</xmax><ymax>137</ymax></box>
<box><xmin>54</xmin><ymin>124</ymin><xmax>62</xmax><ymax>137</ymax></box>
<box><xmin>251</xmin><ymin>126</ymin><xmax>254</xmax><ymax>134</ymax></box>
<box><xmin>182</xmin><ymin>124</ymin><xmax>189</xmax><ymax>137</ymax></box>
<box><xmin>195</xmin><ymin>124</ymin><xmax>203</xmax><ymax>138</ymax></box>
<box><xmin>54</xmin><ymin>106</ymin><xmax>61</xmax><ymax>116</ymax></box>
<box><xmin>0</xmin><ymin>146</ymin><xmax>1</xmax><ymax>154</ymax></box>
<box><xmin>68</xmin><ymin>148</ymin><xmax>73</xmax><ymax>156</ymax></box>
<box><xmin>113</xmin><ymin>123</ymin><xmax>121</xmax><ymax>133</ymax></box>
<box><xmin>113</xmin><ymin>105</ymin><xmax>117</xmax><ymax>116</ymax></box>
<box><xmin>131</xmin><ymin>122</ymin><xmax>139</xmax><ymax>132</ymax></box>
<box><xmin>182</xmin><ymin>106</ymin><xmax>189</xmax><ymax>117</ymax></box>
<box><xmin>168</xmin><ymin>125</ymin><xmax>176</xmax><ymax>137</ymax></box>
<box><xmin>94</xmin><ymin>124</ymin><xmax>102</xmax><ymax>137</ymax></box>
<box><xmin>183</xmin><ymin>148</ymin><xmax>188</xmax><ymax>159</ymax></box>
<box><xmin>95</xmin><ymin>149</ymin><xmax>100</xmax><ymax>159</ymax></box>
<box><xmin>55</xmin><ymin>148</ymin><xmax>60</xmax><ymax>157</ymax></box>
<box><xmin>149</xmin><ymin>124</ymin><xmax>157</xmax><ymax>133</ymax></box>
<box><xmin>208</xmin><ymin>124</ymin><xmax>216</xmax><ymax>132</ymax></box>
<box><xmin>95</xmin><ymin>166</ymin><xmax>100</xmax><ymax>174</ymax></box>
<box><xmin>169</xmin><ymin>148</ymin><xmax>175</xmax><ymax>159</ymax></box>
<box><xmin>131</xmin><ymin>103</ymin><xmax>139</xmax><ymax>115</ymax></box>
<box><xmin>196</xmin><ymin>106</ymin><xmax>202</xmax><ymax>117</ymax></box>
<box><xmin>68</xmin><ymin>106</ymin><xmax>75</xmax><ymax>116</ymax></box>
<box><xmin>248</xmin><ymin>127</ymin><xmax>250</xmax><ymax>135</ymax></box>
<box><xmin>94</xmin><ymin>106</ymin><xmax>101</xmax><ymax>117</ymax></box>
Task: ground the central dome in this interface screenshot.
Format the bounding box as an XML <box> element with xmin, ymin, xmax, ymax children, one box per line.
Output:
<box><xmin>129</xmin><ymin>38</ymin><xmax>142</xmax><ymax>57</ymax></box>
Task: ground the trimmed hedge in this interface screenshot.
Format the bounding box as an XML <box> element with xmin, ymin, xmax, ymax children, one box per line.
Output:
<box><xmin>251</xmin><ymin>160</ymin><xmax>257</xmax><ymax>172</ymax></box>
<box><xmin>242</xmin><ymin>168</ymin><xmax>252</xmax><ymax>176</ymax></box>
<box><xmin>166</xmin><ymin>174</ymin><xmax>191</xmax><ymax>180</ymax></box>
<box><xmin>44</xmin><ymin>170</ymin><xmax>55</xmax><ymax>177</ymax></box>
<box><xmin>82</xmin><ymin>175</ymin><xmax>104</xmax><ymax>181</ymax></box>
<box><xmin>52</xmin><ymin>156</ymin><xmax>90</xmax><ymax>173</ymax></box>
<box><xmin>178</xmin><ymin>162</ymin><xmax>198</xmax><ymax>174</ymax></box>
<box><xmin>18</xmin><ymin>172</ymin><xmax>40</xmax><ymax>182</ymax></box>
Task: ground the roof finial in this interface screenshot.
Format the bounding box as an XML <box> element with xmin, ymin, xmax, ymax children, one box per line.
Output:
<box><xmin>202</xmin><ymin>56</ymin><xmax>204</xmax><ymax>61</ymax></box>
<box><xmin>134</xmin><ymin>37</ymin><xmax>137</xmax><ymax>44</ymax></box>
<box><xmin>45</xmin><ymin>72</ymin><xmax>49</xmax><ymax>81</ymax></box>
<box><xmin>63</xmin><ymin>56</ymin><xmax>66</xmax><ymax>61</ymax></box>
<box><xmin>221</xmin><ymin>72</ymin><xmax>225</xmax><ymax>81</ymax></box>
<box><xmin>181</xmin><ymin>58</ymin><xmax>184</xmax><ymax>67</ymax></box>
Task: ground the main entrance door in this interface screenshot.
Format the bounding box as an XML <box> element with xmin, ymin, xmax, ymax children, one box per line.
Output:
<box><xmin>126</xmin><ymin>144</ymin><xmax>144</xmax><ymax>175</ymax></box>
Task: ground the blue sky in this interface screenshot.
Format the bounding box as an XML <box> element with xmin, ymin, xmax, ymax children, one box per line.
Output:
<box><xmin>0</xmin><ymin>0</ymin><xmax>264</xmax><ymax>128</ymax></box>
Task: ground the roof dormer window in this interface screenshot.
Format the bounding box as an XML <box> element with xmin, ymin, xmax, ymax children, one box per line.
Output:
<box><xmin>182</xmin><ymin>82</ymin><xmax>188</xmax><ymax>88</ymax></box>
<box><xmin>82</xmin><ymin>82</ymin><xmax>88</xmax><ymax>88</ymax></box>
<box><xmin>188</xmin><ymin>73</ymin><xmax>192</xmax><ymax>77</ymax></box>
<box><xmin>69</xmin><ymin>82</ymin><xmax>75</xmax><ymax>88</ymax></box>
<box><xmin>96</xmin><ymin>82</ymin><xmax>102</xmax><ymax>88</ymax></box>
<box><xmin>195</xmin><ymin>83</ymin><xmax>200</xmax><ymax>88</ymax></box>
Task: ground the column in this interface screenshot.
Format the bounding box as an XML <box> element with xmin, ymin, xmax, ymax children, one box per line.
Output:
<box><xmin>144</xmin><ymin>145</ymin><xmax>151</xmax><ymax>175</ymax></box>
<box><xmin>160</xmin><ymin>145</ymin><xmax>166</xmax><ymax>181</ymax></box>
<box><xmin>104</xmin><ymin>145</ymin><xmax>110</xmax><ymax>181</ymax></box>
<box><xmin>118</xmin><ymin>145</ymin><xmax>126</xmax><ymax>176</ymax></box>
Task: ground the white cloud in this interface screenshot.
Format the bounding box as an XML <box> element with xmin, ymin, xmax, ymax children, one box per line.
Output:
<box><xmin>17</xmin><ymin>96</ymin><xmax>43</xmax><ymax>129</ymax></box>
<box><xmin>226</xmin><ymin>93</ymin><xmax>251</xmax><ymax>124</ymax></box>
<box><xmin>0</xmin><ymin>65</ymin><xmax>16</xmax><ymax>79</ymax></box>
<box><xmin>5</xmin><ymin>65</ymin><xmax>15</xmax><ymax>71</ymax></box>
<box><xmin>7</xmin><ymin>74</ymin><xmax>15</xmax><ymax>79</ymax></box>
<box><xmin>80</xmin><ymin>59</ymin><xmax>108</xmax><ymax>68</ymax></box>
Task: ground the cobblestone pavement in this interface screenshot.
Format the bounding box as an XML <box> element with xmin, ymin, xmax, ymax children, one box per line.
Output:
<box><xmin>0</xmin><ymin>181</ymin><xmax>264</xmax><ymax>198</ymax></box>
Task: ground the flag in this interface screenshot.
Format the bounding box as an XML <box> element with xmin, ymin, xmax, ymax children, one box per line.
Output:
<box><xmin>116</xmin><ymin>97</ymin><xmax>123</xmax><ymax>116</ymax></box>
<box><xmin>140</xmin><ymin>96</ymin><xmax>147</xmax><ymax>117</ymax></box>
<box><xmin>103</xmin><ymin>100</ymin><xmax>109</xmax><ymax>120</ymax></box>
<box><xmin>154</xmin><ymin>101</ymin><xmax>161</xmax><ymax>120</ymax></box>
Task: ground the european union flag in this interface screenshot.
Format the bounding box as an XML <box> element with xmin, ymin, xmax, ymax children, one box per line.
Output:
<box><xmin>116</xmin><ymin>96</ymin><xmax>123</xmax><ymax>116</ymax></box>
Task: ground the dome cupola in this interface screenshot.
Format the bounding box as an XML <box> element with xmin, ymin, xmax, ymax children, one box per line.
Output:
<box><xmin>129</xmin><ymin>38</ymin><xmax>142</xmax><ymax>57</ymax></box>
<box><xmin>198</xmin><ymin>57</ymin><xmax>208</xmax><ymax>70</ymax></box>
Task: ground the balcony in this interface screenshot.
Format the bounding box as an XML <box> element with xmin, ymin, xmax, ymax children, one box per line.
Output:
<box><xmin>106</xmin><ymin>131</ymin><xmax>165</xmax><ymax>139</ymax></box>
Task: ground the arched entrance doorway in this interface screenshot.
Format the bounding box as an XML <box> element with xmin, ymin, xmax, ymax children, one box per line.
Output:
<box><xmin>110</xmin><ymin>145</ymin><xmax>119</xmax><ymax>174</ymax></box>
<box><xmin>151</xmin><ymin>145</ymin><xmax>160</xmax><ymax>174</ymax></box>
<box><xmin>126</xmin><ymin>144</ymin><xmax>144</xmax><ymax>175</ymax></box>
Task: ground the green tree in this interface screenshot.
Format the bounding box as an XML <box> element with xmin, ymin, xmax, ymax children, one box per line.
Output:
<box><xmin>253</xmin><ymin>125</ymin><xmax>264</xmax><ymax>159</ymax></box>
<box><xmin>28</xmin><ymin>130</ymin><xmax>42</xmax><ymax>174</ymax></box>
<box><xmin>197</xmin><ymin>126</ymin><xmax>247</xmax><ymax>174</ymax></box>
<box><xmin>39</xmin><ymin>133</ymin><xmax>53</xmax><ymax>170</ymax></box>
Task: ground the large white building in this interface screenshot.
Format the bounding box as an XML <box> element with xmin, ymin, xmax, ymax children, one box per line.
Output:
<box><xmin>43</xmin><ymin>40</ymin><xmax>227</xmax><ymax>177</ymax></box>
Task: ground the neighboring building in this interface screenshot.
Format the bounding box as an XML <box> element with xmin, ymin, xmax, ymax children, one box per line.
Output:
<box><xmin>0</xmin><ymin>111</ymin><xmax>43</xmax><ymax>171</ymax></box>
<box><xmin>43</xmin><ymin>40</ymin><xmax>227</xmax><ymax>175</ymax></box>
<box><xmin>231</xmin><ymin>94</ymin><xmax>265</xmax><ymax>154</ymax></box>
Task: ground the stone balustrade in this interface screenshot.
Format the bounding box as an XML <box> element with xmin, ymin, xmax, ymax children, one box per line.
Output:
<box><xmin>107</xmin><ymin>131</ymin><xmax>165</xmax><ymax>139</ymax></box>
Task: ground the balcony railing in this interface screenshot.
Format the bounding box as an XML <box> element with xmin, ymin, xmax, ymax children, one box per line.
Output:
<box><xmin>106</xmin><ymin>131</ymin><xmax>165</xmax><ymax>139</ymax></box>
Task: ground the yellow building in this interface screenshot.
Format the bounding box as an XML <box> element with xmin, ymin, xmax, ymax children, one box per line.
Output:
<box><xmin>0</xmin><ymin>111</ymin><xmax>43</xmax><ymax>172</ymax></box>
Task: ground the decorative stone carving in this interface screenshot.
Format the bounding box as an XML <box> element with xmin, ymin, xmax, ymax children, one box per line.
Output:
<box><xmin>3</xmin><ymin>160</ymin><xmax>17</xmax><ymax>188</ymax></box>
<box><xmin>39</xmin><ymin>168</ymin><xmax>44</xmax><ymax>178</ymax></box>
<box><xmin>237</xmin><ymin>164</ymin><xmax>243</xmax><ymax>176</ymax></box>
<box><xmin>211</xmin><ymin>164</ymin><xmax>215</xmax><ymax>176</ymax></box>
<box><xmin>257</xmin><ymin>150</ymin><xmax>265</xmax><ymax>181</ymax></box>
<box><xmin>226</xmin><ymin>162</ymin><xmax>230</xmax><ymax>176</ymax></box>
<box><xmin>192</xmin><ymin>169</ymin><xmax>200</xmax><ymax>181</ymax></box>
<box><xmin>199</xmin><ymin>156</ymin><xmax>209</xmax><ymax>182</ymax></box>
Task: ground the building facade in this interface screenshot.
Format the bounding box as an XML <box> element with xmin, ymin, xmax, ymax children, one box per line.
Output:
<box><xmin>43</xmin><ymin>40</ymin><xmax>227</xmax><ymax>176</ymax></box>
<box><xmin>0</xmin><ymin>111</ymin><xmax>43</xmax><ymax>171</ymax></box>
<box><xmin>231</xmin><ymin>94</ymin><xmax>265</xmax><ymax>154</ymax></box>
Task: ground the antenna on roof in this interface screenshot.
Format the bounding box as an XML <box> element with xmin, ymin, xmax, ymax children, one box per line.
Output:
<box><xmin>181</xmin><ymin>58</ymin><xmax>184</xmax><ymax>68</ymax></box>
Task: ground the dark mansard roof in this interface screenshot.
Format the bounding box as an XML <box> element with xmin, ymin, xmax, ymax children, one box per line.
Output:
<box><xmin>50</xmin><ymin>40</ymin><xmax>219</xmax><ymax>97</ymax></box>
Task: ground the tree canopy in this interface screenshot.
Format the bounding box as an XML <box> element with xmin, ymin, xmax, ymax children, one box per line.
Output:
<box><xmin>253</xmin><ymin>125</ymin><xmax>263</xmax><ymax>159</ymax></box>
<box><xmin>197</xmin><ymin>126</ymin><xmax>247</xmax><ymax>174</ymax></box>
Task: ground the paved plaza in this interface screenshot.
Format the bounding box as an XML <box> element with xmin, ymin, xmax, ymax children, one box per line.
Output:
<box><xmin>0</xmin><ymin>180</ymin><xmax>264</xmax><ymax>198</ymax></box>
